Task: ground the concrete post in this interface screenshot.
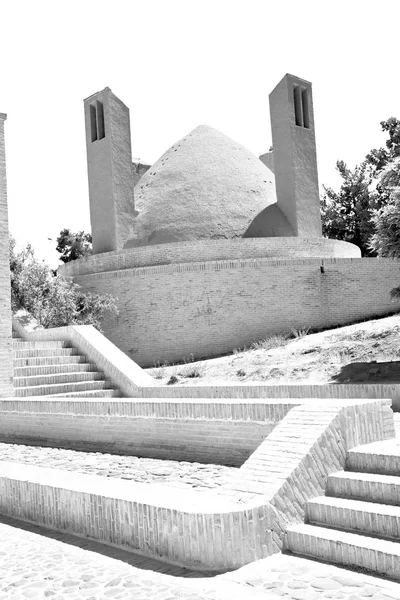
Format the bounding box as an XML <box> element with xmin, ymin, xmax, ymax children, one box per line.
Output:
<box><xmin>84</xmin><ymin>88</ymin><xmax>134</xmax><ymax>254</ymax></box>
<box><xmin>0</xmin><ymin>113</ymin><xmax>14</xmax><ymax>396</ymax></box>
<box><xmin>269</xmin><ymin>74</ymin><xmax>322</xmax><ymax>237</ymax></box>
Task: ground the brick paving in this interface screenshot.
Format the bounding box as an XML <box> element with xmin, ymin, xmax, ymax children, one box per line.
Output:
<box><xmin>0</xmin><ymin>443</ymin><xmax>236</xmax><ymax>492</ymax></box>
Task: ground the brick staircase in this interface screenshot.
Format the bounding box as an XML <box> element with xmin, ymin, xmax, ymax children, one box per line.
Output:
<box><xmin>285</xmin><ymin>439</ymin><xmax>400</xmax><ymax>580</ymax></box>
<box><xmin>12</xmin><ymin>335</ymin><xmax>122</xmax><ymax>398</ymax></box>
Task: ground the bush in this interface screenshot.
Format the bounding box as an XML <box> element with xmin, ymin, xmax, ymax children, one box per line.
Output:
<box><xmin>177</xmin><ymin>354</ymin><xmax>206</xmax><ymax>378</ymax></box>
<box><xmin>10</xmin><ymin>237</ymin><xmax>118</xmax><ymax>331</ymax></box>
<box><xmin>250</xmin><ymin>335</ymin><xmax>289</xmax><ymax>351</ymax></box>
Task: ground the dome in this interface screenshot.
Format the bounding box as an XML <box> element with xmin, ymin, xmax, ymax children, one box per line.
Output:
<box><xmin>125</xmin><ymin>125</ymin><xmax>292</xmax><ymax>248</ymax></box>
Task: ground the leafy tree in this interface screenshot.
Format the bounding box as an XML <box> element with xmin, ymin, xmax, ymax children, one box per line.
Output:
<box><xmin>321</xmin><ymin>161</ymin><xmax>378</xmax><ymax>256</ymax></box>
<box><xmin>366</xmin><ymin>117</ymin><xmax>400</xmax><ymax>174</ymax></box>
<box><xmin>56</xmin><ymin>229</ymin><xmax>92</xmax><ymax>263</ymax></box>
<box><xmin>321</xmin><ymin>117</ymin><xmax>400</xmax><ymax>256</ymax></box>
<box><xmin>10</xmin><ymin>237</ymin><xmax>117</xmax><ymax>331</ymax></box>
<box><xmin>369</xmin><ymin>188</ymin><xmax>400</xmax><ymax>258</ymax></box>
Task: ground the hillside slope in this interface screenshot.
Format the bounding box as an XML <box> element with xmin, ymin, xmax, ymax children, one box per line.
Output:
<box><xmin>147</xmin><ymin>315</ymin><xmax>400</xmax><ymax>386</ymax></box>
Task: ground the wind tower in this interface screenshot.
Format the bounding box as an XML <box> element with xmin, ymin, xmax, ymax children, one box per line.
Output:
<box><xmin>269</xmin><ymin>74</ymin><xmax>322</xmax><ymax>237</ymax></box>
<box><xmin>84</xmin><ymin>88</ymin><xmax>134</xmax><ymax>254</ymax></box>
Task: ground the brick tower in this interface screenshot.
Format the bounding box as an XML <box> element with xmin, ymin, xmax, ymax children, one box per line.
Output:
<box><xmin>269</xmin><ymin>74</ymin><xmax>322</xmax><ymax>237</ymax></box>
<box><xmin>84</xmin><ymin>88</ymin><xmax>134</xmax><ymax>254</ymax></box>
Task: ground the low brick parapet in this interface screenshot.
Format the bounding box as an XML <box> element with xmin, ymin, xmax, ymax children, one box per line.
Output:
<box><xmin>0</xmin><ymin>397</ymin><xmax>394</xmax><ymax>569</ymax></box>
<box><xmin>0</xmin><ymin>398</ymin><xmax>295</xmax><ymax>465</ymax></box>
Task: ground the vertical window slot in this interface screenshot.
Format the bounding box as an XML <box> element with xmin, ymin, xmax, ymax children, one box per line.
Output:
<box><xmin>293</xmin><ymin>85</ymin><xmax>303</xmax><ymax>127</ymax></box>
<box><xmin>302</xmin><ymin>89</ymin><xmax>310</xmax><ymax>128</ymax></box>
<box><xmin>90</xmin><ymin>104</ymin><xmax>98</xmax><ymax>142</ymax></box>
<box><xmin>96</xmin><ymin>101</ymin><xmax>105</xmax><ymax>140</ymax></box>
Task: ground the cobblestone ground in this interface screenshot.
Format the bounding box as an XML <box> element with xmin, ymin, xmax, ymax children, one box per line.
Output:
<box><xmin>1</xmin><ymin>518</ymin><xmax>400</xmax><ymax>600</ymax></box>
<box><xmin>0</xmin><ymin>518</ymin><xmax>219</xmax><ymax>600</ymax></box>
<box><xmin>211</xmin><ymin>553</ymin><xmax>400</xmax><ymax>600</ymax></box>
<box><xmin>0</xmin><ymin>443</ymin><xmax>236</xmax><ymax>492</ymax></box>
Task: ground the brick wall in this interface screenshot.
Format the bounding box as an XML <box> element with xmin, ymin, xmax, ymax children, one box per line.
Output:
<box><xmin>226</xmin><ymin>398</ymin><xmax>395</xmax><ymax>550</ymax></box>
<box><xmin>59</xmin><ymin>237</ymin><xmax>360</xmax><ymax>277</ymax></box>
<box><xmin>69</xmin><ymin>255</ymin><xmax>400</xmax><ymax>367</ymax></box>
<box><xmin>0</xmin><ymin>398</ymin><xmax>393</xmax><ymax>569</ymax></box>
<box><xmin>0</xmin><ymin>115</ymin><xmax>13</xmax><ymax>396</ymax></box>
<box><xmin>139</xmin><ymin>383</ymin><xmax>400</xmax><ymax>411</ymax></box>
<box><xmin>0</xmin><ymin>398</ymin><xmax>295</xmax><ymax>465</ymax></box>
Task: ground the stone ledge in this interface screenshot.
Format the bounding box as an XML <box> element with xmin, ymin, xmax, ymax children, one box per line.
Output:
<box><xmin>139</xmin><ymin>384</ymin><xmax>400</xmax><ymax>411</ymax></box>
<box><xmin>0</xmin><ymin>397</ymin><xmax>292</xmax><ymax>465</ymax></box>
<box><xmin>0</xmin><ymin>461</ymin><xmax>268</xmax><ymax>571</ymax></box>
<box><xmin>59</xmin><ymin>238</ymin><xmax>361</xmax><ymax>278</ymax></box>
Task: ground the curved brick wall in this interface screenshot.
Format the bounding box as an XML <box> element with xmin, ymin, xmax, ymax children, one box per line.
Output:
<box><xmin>69</xmin><ymin>256</ymin><xmax>400</xmax><ymax>367</ymax></box>
<box><xmin>59</xmin><ymin>237</ymin><xmax>360</xmax><ymax>278</ymax></box>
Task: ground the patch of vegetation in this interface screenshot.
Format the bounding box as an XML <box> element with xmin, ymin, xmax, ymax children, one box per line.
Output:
<box><xmin>289</xmin><ymin>327</ymin><xmax>310</xmax><ymax>339</ymax></box>
<box><xmin>148</xmin><ymin>361</ymin><xmax>170</xmax><ymax>379</ymax></box>
<box><xmin>167</xmin><ymin>375</ymin><xmax>178</xmax><ymax>385</ymax></box>
<box><xmin>250</xmin><ymin>335</ymin><xmax>289</xmax><ymax>351</ymax></box>
<box><xmin>177</xmin><ymin>354</ymin><xmax>207</xmax><ymax>378</ymax></box>
<box><xmin>10</xmin><ymin>237</ymin><xmax>117</xmax><ymax>332</ymax></box>
<box><xmin>233</xmin><ymin>345</ymin><xmax>248</xmax><ymax>355</ymax></box>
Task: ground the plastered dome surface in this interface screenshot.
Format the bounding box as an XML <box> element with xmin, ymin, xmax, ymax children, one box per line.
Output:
<box><xmin>125</xmin><ymin>125</ymin><xmax>292</xmax><ymax>248</ymax></box>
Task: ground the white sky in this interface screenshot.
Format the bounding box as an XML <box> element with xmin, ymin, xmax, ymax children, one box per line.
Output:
<box><xmin>1</xmin><ymin>0</ymin><xmax>399</xmax><ymax>266</ymax></box>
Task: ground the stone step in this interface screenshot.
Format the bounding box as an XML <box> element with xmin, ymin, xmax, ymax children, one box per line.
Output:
<box><xmin>14</xmin><ymin>371</ymin><xmax>104</xmax><ymax>388</ymax></box>
<box><xmin>13</xmin><ymin>347</ymin><xmax>80</xmax><ymax>359</ymax></box>
<box><xmin>285</xmin><ymin>523</ymin><xmax>400</xmax><ymax>580</ymax></box>
<box><xmin>307</xmin><ymin>495</ymin><xmax>400</xmax><ymax>540</ymax></box>
<box><xmin>347</xmin><ymin>440</ymin><xmax>400</xmax><ymax>477</ymax></box>
<box><xmin>326</xmin><ymin>471</ymin><xmax>400</xmax><ymax>506</ymax></box>
<box><xmin>14</xmin><ymin>355</ymin><xmax>85</xmax><ymax>367</ymax></box>
<box><xmin>47</xmin><ymin>389</ymin><xmax>122</xmax><ymax>398</ymax></box>
<box><xmin>14</xmin><ymin>380</ymin><xmax>112</xmax><ymax>397</ymax></box>
<box><xmin>14</xmin><ymin>363</ymin><xmax>97</xmax><ymax>378</ymax></box>
<box><xmin>12</xmin><ymin>340</ymin><xmax>70</xmax><ymax>350</ymax></box>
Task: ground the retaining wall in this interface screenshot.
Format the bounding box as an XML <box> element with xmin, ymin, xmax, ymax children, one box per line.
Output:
<box><xmin>139</xmin><ymin>383</ymin><xmax>400</xmax><ymax>411</ymax></box>
<box><xmin>67</xmin><ymin>255</ymin><xmax>400</xmax><ymax>366</ymax></box>
<box><xmin>0</xmin><ymin>398</ymin><xmax>394</xmax><ymax>570</ymax></box>
<box><xmin>0</xmin><ymin>398</ymin><xmax>297</xmax><ymax>465</ymax></box>
<box><xmin>59</xmin><ymin>237</ymin><xmax>360</xmax><ymax>276</ymax></box>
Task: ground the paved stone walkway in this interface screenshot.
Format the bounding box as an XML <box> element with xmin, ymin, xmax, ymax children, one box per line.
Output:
<box><xmin>212</xmin><ymin>553</ymin><xmax>400</xmax><ymax>599</ymax></box>
<box><xmin>0</xmin><ymin>519</ymin><xmax>214</xmax><ymax>600</ymax></box>
<box><xmin>0</xmin><ymin>443</ymin><xmax>236</xmax><ymax>492</ymax></box>
<box><xmin>0</xmin><ymin>414</ymin><xmax>398</xmax><ymax>598</ymax></box>
<box><xmin>1</xmin><ymin>515</ymin><xmax>400</xmax><ymax>599</ymax></box>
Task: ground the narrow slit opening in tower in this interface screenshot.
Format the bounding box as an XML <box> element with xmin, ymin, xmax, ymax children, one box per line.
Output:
<box><xmin>96</xmin><ymin>101</ymin><xmax>105</xmax><ymax>140</ymax></box>
<box><xmin>293</xmin><ymin>85</ymin><xmax>303</xmax><ymax>127</ymax></box>
<box><xmin>90</xmin><ymin>104</ymin><xmax>97</xmax><ymax>142</ymax></box>
<box><xmin>302</xmin><ymin>89</ymin><xmax>310</xmax><ymax>129</ymax></box>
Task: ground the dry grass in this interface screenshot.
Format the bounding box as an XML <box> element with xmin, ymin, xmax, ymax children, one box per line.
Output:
<box><xmin>146</xmin><ymin>316</ymin><xmax>400</xmax><ymax>386</ymax></box>
<box><xmin>250</xmin><ymin>335</ymin><xmax>289</xmax><ymax>351</ymax></box>
<box><xmin>147</xmin><ymin>361</ymin><xmax>170</xmax><ymax>379</ymax></box>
